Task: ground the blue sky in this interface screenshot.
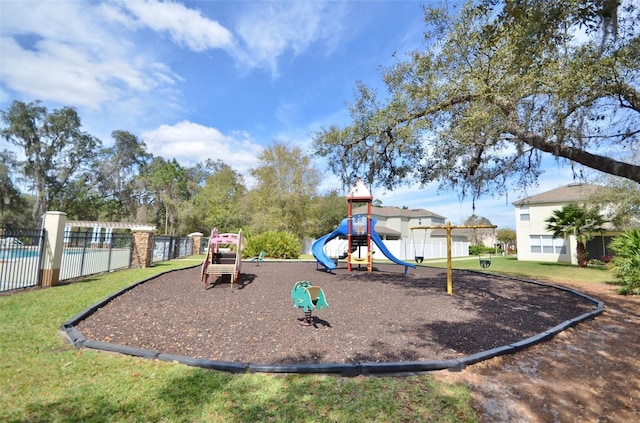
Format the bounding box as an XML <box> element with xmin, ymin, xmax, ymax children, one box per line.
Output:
<box><xmin>0</xmin><ymin>0</ymin><xmax>583</xmax><ymax>229</ymax></box>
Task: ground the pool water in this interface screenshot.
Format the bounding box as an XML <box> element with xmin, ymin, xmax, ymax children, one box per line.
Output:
<box><xmin>0</xmin><ymin>248</ymin><xmax>41</xmax><ymax>259</ymax></box>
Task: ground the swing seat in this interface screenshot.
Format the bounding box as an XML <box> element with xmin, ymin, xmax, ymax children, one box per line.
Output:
<box><xmin>479</xmin><ymin>254</ymin><xmax>492</xmax><ymax>268</ymax></box>
<box><xmin>411</xmin><ymin>227</ymin><xmax>428</xmax><ymax>265</ymax></box>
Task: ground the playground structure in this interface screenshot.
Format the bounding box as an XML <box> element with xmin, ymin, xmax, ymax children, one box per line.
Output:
<box><xmin>411</xmin><ymin>223</ymin><xmax>497</xmax><ymax>294</ymax></box>
<box><xmin>346</xmin><ymin>179</ymin><xmax>374</xmax><ymax>273</ymax></box>
<box><xmin>291</xmin><ymin>281</ymin><xmax>329</xmax><ymax>326</ymax></box>
<box><xmin>200</xmin><ymin>229</ymin><xmax>246</xmax><ymax>289</ymax></box>
<box><xmin>312</xmin><ymin>179</ymin><xmax>415</xmax><ymax>274</ymax></box>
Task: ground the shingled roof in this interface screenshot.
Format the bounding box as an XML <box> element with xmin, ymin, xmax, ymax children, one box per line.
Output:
<box><xmin>352</xmin><ymin>205</ymin><xmax>445</xmax><ymax>219</ymax></box>
<box><xmin>512</xmin><ymin>183</ymin><xmax>602</xmax><ymax>206</ymax></box>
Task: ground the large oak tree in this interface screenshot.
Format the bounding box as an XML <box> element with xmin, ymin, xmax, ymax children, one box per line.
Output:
<box><xmin>1</xmin><ymin>100</ymin><xmax>101</xmax><ymax>225</ymax></box>
<box><xmin>313</xmin><ymin>0</ymin><xmax>639</xmax><ymax>199</ymax></box>
<box><xmin>96</xmin><ymin>130</ymin><xmax>152</xmax><ymax>221</ymax></box>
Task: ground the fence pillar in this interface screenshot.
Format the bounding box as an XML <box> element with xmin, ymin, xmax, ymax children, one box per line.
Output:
<box><xmin>131</xmin><ymin>227</ymin><xmax>156</xmax><ymax>268</ymax></box>
<box><xmin>188</xmin><ymin>232</ymin><xmax>203</xmax><ymax>255</ymax></box>
<box><xmin>41</xmin><ymin>211</ymin><xmax>67</xmax><ymax>287</ymax></box>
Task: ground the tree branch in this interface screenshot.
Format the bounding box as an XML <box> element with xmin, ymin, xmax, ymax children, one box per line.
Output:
<box><xmin>493</xmin><ymin>95</ymin><xmax>640</xmax><ymax>183</ymax></box>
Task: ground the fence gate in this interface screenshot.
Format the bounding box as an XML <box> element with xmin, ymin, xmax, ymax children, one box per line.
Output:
<box><xmin>153</xmin><ymin>236</ymin><xmax>192</xmax><ymax>263</ymax></box>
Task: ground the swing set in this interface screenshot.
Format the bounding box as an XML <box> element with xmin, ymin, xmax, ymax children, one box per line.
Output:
<box><xmin>410</xmin><ymin>222</ymin><xmax>497</xmax><ymax>295</ymax></box>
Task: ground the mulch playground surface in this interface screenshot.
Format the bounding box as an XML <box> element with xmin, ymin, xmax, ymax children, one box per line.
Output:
<box><xmin>76</xmin><ymin>261</ymin><xmax>597</xmax><ymax>366</ymax></box>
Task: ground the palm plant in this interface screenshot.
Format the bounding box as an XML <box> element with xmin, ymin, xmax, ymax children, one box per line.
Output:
<box><xmin>608</xmin><ymin>229</ymin><xmax>640</xmax><ymax>295</ymax></box>
<box><xmin>545</xmin><ymin>203</ymin><xmax>606</xmax><ymax>267</ymax></box>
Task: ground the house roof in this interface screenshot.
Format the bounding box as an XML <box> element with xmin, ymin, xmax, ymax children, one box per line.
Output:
<box><xmin>352</xmin><ymin>205</ymin><xmax>445</xmax><ymax>219</ymax></box>
<box><xmin>374</xmin><ymin>225</ymin><xmax>401</xmax><ymax>236</ymax></box>
<box><xmin>512</xmin><ymin>183</ymin><xmax>602</xmax><ymax>206</ymax></box>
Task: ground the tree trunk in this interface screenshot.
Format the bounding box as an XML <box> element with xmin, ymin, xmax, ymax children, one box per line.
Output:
<box><xmin>576</xmin><ymin>241</ymin><xmax>589</xmax><ymax>267</ymax></box>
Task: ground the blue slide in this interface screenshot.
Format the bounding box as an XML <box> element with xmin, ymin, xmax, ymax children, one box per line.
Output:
<box><xmin>311</xmin><ymin>219</ymin><xmax>350</xmax><ymax>270</ymax></box>
<box><xmin>311</xmin><ymin>230</ymin><xmax>341</xmax><ymax>270</ymax></box>
<box><xmin>312</xmin><ymin>218</ymin><xmax>415</xmax><ymax>272</ymax></box>
<box><xmin>370</xmin><ymin>231</ymin><xmax>415</xmax><ymax>272</ymax></box>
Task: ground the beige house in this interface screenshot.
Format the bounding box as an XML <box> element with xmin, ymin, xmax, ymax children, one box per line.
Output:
<box><xmin>349</xmin><ymin>205</ymin><xmax>469</xmax><ymax>260</ymax></box>
<box><xmin>513</xmin><ymin>183</ymin><xmax>615</xmax><ymax>264</ymax></box>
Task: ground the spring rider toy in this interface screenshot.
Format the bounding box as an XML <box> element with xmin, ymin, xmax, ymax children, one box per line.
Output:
<box><xmin>291</xmin><ymin>281</ymin><xmax>328</xmax><ymax>326</ymax></box>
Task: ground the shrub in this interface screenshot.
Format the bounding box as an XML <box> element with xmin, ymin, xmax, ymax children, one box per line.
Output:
<box><xmin>469</xmin><ymin>245</ymin><xmax>495</xmax><ymax>256</ymax></box>
<box><xmin>608</xmin><ymin>229</ymin><xmax>640</xmax><ymax>295</ymax></box>
<box><xmin>244</xmin><ymin>230</ymin><xmax>301</xmax><ymax>259</ymax></box>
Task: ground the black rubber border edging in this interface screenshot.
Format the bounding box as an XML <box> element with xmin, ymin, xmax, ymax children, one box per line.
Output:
<box><xmin>61</xmin><ymin>265</ymin><xmax>605</xmax><ymax>377</ymax></box>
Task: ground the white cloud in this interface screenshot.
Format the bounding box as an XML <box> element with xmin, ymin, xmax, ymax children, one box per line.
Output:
<box><xmin>0</xmin><ymin>1</ymin><xmax>181</xmax><ymax>111</ymax></box>
<box><xmin>1</xmin><ymin>1</ymin><xmax>109</xmax><ymax>49</ymax></box>
<box><xmin>0</xmin><ymin>36</ymin><xmax>155</xmax><ymax>108</ymax></box>
<box><xmin>116</xmin><ymin>0</ymin><xmax>235</xmax><ymax>52</ymax></box>
<box><xmin>0</xmin><ymin>0</ymin><xmax>352</xmax><ymax>116</ymax></box>
<box><xmin>141</xmin><ymin>120</ymin><xmax>263</xmax><ymax>173</ymax></box>
<box><xmin>233</xmin><ymin>2</ymin><xmax>348</xmax><ymax>74</ymax></box>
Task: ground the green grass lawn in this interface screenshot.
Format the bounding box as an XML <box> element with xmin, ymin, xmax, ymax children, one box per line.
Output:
<box><xmin>423</xmin><ymin>255</ymin><xmax>617</xmax><ymax>285</ymax></box>
<box><xmin>0</xmin><ymin>258</ymin><xmax>477</xmax><ymax>423</ymax></box>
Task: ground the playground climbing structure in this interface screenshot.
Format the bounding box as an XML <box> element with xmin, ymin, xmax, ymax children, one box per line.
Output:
<box><xmin>312</xmin><ymin>179</ymin><xmax>415</xmax><ymax>274</ymax></box>
<box><xmin>200</xmin><ymin>229</ymin><xmax>246</xmax><ymax>289</ymax></box>
<box><xmin>346</xmin><ymin>178</ymin><xmax>373</xmax><ymax>273</ymax></box>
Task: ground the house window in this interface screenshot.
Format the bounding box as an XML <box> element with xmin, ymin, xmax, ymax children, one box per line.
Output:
<box><xmin>530</xmin><ymin>235</ymin><xmax>541</xmax><ymax>253</ymax></box>
<box><xmin>519</xmin><ymin>206</ymin><xmax>530</xmax><ymax>221</ymax></box>
<box><xmin>542</xmin><ymin>235</ymin><xmax>554</xmax><ymax>253</ymax></box>
<box><xmin>530</xmin><ymin>235</ymin><xmax>566</xmax><ymax>254</ymax></box>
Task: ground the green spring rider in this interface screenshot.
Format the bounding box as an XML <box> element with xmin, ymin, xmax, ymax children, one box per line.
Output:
<box><xmin>291</xmin><ymin>281</ymin><xmax>328</xmax><ymax>326</ymax></box>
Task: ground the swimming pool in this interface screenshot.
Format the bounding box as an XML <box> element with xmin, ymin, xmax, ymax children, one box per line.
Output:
<box><xmin>0</xmin><ymin>248</ymin><xmax>40</xmax><ymax>260</ymax></box>
<box><xmin>1</xmin><ymin>247</ymin><xmax>130</xmax><ymax>292</ymax></box>
<box><xmin>0</xmin><ymin>247</ymin><xmax>89</xmax><ymax>260</ymax></box>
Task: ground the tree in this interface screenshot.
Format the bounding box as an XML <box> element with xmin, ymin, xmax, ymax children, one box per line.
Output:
<box><xmin>308</xmin><ymin>190</ymin><xmax>348</xmax><ymax>238</ymax></box>
<box><xmin>608</xmin><ymin>228</ymin><xmax>640</xmax><ymax>295</ymax></box>
<box><xmin>50</xmin><ymin>178</ymin><xmax>102</xmax><ymax>221</ymax></box>
<box><xmin>313</xmin><ymin>1</ymin><xmax>640</xmax><ymax>199</ymax></box>
<box><xmin>0</xmin><ymin>100</ymin><xmax>101</xmax><ymax>225</ymax></box>
<box><xmin>139</xmin><ymin>158</ymin><xmax>190</xmax><ymax>235</ymax></box>
<box><xmin>590</xmin><ymin>176</ymin><xmax>640</xmax><ymax>229</ymax></box>
<box><xmin>496</xmin><ymin>228</ymin><xmax>517</xmax><ymax>252</ymax></box>
<box><xmin>96</xmin><ymin>130</ymin><xmax>152</xmax><ymax>221</ymax></box>
<box><xmin>0</xmin><ymin>150</ymin><xmax>31</xmax><ymax>227</ymax></box>
<box><xmin>464</xmin><ymin>214</ymin><xmax>494</xmax><ymax>246</ymax></box>
<box><xmin>191</xmin><ymin>160</ymin><xmax>247</xmax><ymax>232</ymax></box>
<box><xmin>187</xmin><ymin>158</ymin><xmax>226</xmax><ymax>187</ymax></box>
<box><xmin>248</xmin><ymin>142</ymin><xmax>321</xmax><ymax>237</ymax></box>
<box><xmin>545</xmin><ymin>203</ymin><xmax>606</xmax><ymax>267</ymax></box>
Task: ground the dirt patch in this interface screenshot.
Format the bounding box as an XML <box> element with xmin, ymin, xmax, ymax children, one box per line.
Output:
<box><xmin>439</xmin><ymin>279</ymin><xmax>640</xmax><ymax>422</ymax></box>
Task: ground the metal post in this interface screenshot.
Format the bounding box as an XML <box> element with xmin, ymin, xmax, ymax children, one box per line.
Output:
<box><xmin>446</xmin><ymin>221</ymin><xmax>453</xmax><ymax>295</ymax></box>
<box><xmin>367</xmin><ymin>200</ymin><xmax>372</xmax><ymax>273</ymax></box>
<box><xmin>347</xmin><ymin>200</ymin><xmax>353</xmax><ymax>272</ymax></box>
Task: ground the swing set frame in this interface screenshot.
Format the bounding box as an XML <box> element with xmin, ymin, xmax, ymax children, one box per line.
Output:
<box><xmin>410</xmin><ymin>222</ymin><xmax>497</xmax><ymax>295</ymax></box>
